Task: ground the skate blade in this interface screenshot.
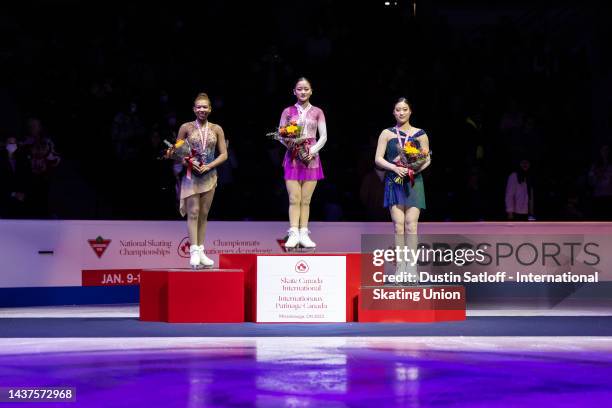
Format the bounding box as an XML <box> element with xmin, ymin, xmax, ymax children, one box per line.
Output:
<box><xmin>288</xmin><ymin>246</ymin><xmax>316</xmax><ymax>253</ymax></box>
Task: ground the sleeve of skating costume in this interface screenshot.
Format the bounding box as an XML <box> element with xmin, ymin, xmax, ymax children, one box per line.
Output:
<box><xmin>309</xmin><ymin>108</ymin><xmax>327</xmax><ymax>156</ymax></box>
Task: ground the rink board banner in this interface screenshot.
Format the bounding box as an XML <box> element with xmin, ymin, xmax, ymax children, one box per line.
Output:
<box><xmin>82</xmin><ymin>269</ymin><xmax>143</xmax><ymax>287</ymax></box>
<box><xmin>256</xmin><ymin>256</ymin><xmax>347</xmax><ymax>323</ymax></box>
<box><xmin>1</xmin><ymin>220</ymin><xmax>612</xmax><ymax>288</ymax></box>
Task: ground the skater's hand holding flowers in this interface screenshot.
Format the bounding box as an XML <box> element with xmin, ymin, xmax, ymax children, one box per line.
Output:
<box><xmin>393</xmin><ymin>140</ymin><xmax>430</xmax><ymax>185</ymax></box>
<box><xmin>186</xmin><ymin>157</ymin><xmax>212</xmax><ymax>175</ymax></box>
<box><xmin>394</xmin><ymin>165</ymin><xmax>409</xmax><ymax>178</ymax></box>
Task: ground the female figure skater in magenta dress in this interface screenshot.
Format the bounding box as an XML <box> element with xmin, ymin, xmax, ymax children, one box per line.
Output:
<box><xmin>278</xmin><ymin>78</ymin><xmax>327</xmax><ymax>249</ymax></box>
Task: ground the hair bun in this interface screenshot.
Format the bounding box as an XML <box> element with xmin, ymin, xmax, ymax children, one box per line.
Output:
<box><xmin>194</xmin><ymin>93</ymin><xmax>211</xmax><ymax>104</ymax></box>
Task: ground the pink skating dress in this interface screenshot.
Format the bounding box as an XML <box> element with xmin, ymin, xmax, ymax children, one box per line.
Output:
<box><xmin>280</xmin><ymin>104</ymin><xmax>327</xmax><ymax>180</ymax></box>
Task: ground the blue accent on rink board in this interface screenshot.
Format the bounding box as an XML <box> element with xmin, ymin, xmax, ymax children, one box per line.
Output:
<box><xmin>0</xmin><ymin>286</ymin><xmax>139</xmax><ymax>307</ymax></box>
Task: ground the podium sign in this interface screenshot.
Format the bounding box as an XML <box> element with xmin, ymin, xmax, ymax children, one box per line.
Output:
<box><xmin>256</xmin><ymin>256</ymin><xmax>347</xmax><ymax>322</ymax></box>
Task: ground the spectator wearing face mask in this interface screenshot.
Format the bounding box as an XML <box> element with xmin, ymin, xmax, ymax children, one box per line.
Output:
<box><xmin>0</xmin><ymin>136</ymin><xmax>32</xmax><ymax>218</ymax></box>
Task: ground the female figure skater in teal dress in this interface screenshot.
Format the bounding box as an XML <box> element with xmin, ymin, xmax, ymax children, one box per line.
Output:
<box><xmin>374</xmin><ymin>98</ymin><xmax>430</xmax><ymax>281</ymax></box>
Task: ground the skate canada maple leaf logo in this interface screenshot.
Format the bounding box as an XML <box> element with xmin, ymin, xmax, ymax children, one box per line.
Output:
<box><xmin>88</xmin><ymin>236</ymin><xmax>111</xmax><ymax>258</ymax></box>
<box><xmin>295</xmin><ymin>260</ymin><xmax>309</xmax><ymax>273</ymax></box>
<box><xmin>178</xmin><ymin>237</ymin><xmax>192</xmax><ymax>258</ymax></box>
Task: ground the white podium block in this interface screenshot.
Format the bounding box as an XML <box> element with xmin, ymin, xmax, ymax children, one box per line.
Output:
<box><xmin>256</xmin><ymin>256</ymin><xmax>347</xmax><ymax>323</ymax></box>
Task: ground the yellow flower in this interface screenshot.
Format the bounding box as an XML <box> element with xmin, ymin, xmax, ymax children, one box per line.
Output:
<box><xmin>286</xmin><ymin>125</ymin><xmax>298</xmax><ymax>135</ymax></box>
<box><xmin>403</xmin><ymin>142</ymin><xmax>420</xmax><ymax>155</ymax></box>
<box><xmin>175</xmin><ymin>139</ymin><xmax>185</xmax><ymax>148</ymax></box>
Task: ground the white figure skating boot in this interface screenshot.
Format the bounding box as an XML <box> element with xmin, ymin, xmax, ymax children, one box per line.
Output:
<box><xmin>198</xmin><ymin>245</ymin><xmax>214</xmax><ymax>268</ymax></box>
<box><xmin>285</xmin><ymin>227</ymin><xmax>300</xmax><ymax>249</ymax></box>
<box><xmin>189</xmin><ymin>244</ymin><xmax>201</xmax><ymax>269</ymax></box>
<box><xmin>299</xmin><ymin>228</ymin><xmax>316</xmax><ymax>248</ymax></box>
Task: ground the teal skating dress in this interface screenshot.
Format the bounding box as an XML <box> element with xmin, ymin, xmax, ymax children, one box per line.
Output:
<box><xmin>383</xmin><ymin>128</ymin><xmax>427</xmax><ymax>209</ymax></box>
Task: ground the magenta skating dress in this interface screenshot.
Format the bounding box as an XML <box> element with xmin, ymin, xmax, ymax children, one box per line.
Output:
<box><xmin>280</xmin><ymin>104</ymin><xmax>327</xmax><ymax>180</ymax></box>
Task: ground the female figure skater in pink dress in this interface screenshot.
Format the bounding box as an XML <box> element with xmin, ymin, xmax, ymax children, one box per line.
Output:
<box><xmin>279</xmin><ymin>78</ymin><xmax>327</xmax><ymax>249</ymax></box>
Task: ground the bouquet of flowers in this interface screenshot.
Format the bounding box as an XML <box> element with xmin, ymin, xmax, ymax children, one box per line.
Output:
<box><xmin>267</xmin><ymin>120</ymin><xmax>312</xmax><ymax>164</ymax></box>
<box><xmin>393</xmin><ymin>140</ymin><xmax>430</xmax><ymax>185</ymax></box>
<box><xmin>164</xmin><ymin>139</ymin><xmax>206</xmax><ymax>179</ymax></box>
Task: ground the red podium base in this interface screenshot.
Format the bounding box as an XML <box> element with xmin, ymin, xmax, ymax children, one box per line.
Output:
<box><xmin>358</xmin><ymin>285</ymin><xmax>466</xmax><ymax>322</ymax></box>
<box><xmin>139</xmin><ymin>269</ymin><xmax>244</xmax><ymax>323</ymax></box>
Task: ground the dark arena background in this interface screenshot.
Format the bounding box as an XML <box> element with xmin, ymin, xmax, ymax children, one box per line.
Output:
<box><xmin>1</xmin><ymin>1</ymin><xmax>611</xmax><ymax>407</ymax></box>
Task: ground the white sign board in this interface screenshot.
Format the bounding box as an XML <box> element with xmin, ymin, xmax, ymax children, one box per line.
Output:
<box><xmin>256</xmin><ymin>256</ymin><xmax>347</xmax><ymax>322</ymax></box>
